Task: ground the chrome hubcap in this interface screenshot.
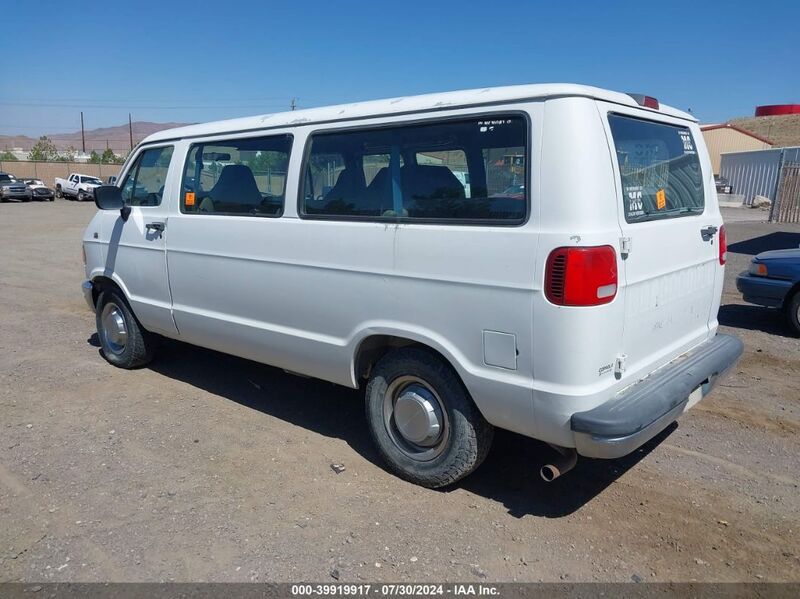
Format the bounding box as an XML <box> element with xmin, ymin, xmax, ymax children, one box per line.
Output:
<box><xmin>100</xmin><ymin>302</ymin><xmax>127</xmax><ymax>355</ymax></box>
<box><xmin>384</xmin><ymin>376</ymin><xmax>449</xmax><ymax>461</ymax></box>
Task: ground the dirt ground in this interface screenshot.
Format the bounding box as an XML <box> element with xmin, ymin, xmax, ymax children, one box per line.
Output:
<box><xmin>1</xmin><ymin>201</ymin><xmax>798</xmax><ymax>583</ymax></box>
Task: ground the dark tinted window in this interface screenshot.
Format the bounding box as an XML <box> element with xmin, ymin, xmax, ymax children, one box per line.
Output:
<box><xmin>301</xmin><ymin>115</ymin><xmax>527</xmax><ymax>223</ymax></box>
<box><xmin>609</xmin><ymin>114</ymin><xmax>704</xmax><ymax>222</ymax></box>
<box><xmin>181</xmin><ymin>135</ymin><xmax>291</xmax><ymax>217</ymax></box>
<box><xmin>120</xmin><ymin>146</ymin><xmax>173</xmax><ymax>207</ymax></box>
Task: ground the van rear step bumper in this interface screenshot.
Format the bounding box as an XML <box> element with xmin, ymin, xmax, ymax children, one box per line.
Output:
<box><xmin>570</xmin><ymin>334</ymin><xmax>743</xmax><ymax>459</ymax></box>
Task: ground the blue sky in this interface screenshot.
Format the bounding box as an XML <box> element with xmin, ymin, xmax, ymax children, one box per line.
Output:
<box><xmin>1</xmin><ymin>0</ymin><xmax>797</xmax><ymax>140</ymax></box>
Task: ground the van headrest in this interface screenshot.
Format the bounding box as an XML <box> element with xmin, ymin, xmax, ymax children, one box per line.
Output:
<box><xmin>210</xmin><ymin>164</ymin><xmax>262</xmax><ymax>206</ymax></box>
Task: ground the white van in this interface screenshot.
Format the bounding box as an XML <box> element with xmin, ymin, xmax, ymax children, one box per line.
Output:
<box><xmin>83</xmin><ymin>84</ymin><xmax>743</xmax><ymax>487</ymax></box>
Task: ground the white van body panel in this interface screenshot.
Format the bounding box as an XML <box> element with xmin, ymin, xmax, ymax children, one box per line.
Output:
<box><xmin>84</xmin><ymin>147</ymin><xmax>180</xmax><ymax>337</ymax></box>
<box><xmin>83</xmin><ymin>84</ymin><xmax>738</xmax><ymax>459</ymax></box>
<box><xmin>163</xmin><ymin>103</ymin><xmax>543</xmax><ymax>437</ymax></box>
<box><xmin>526</xmin><ymin>97</ymin><xmax>628</xmax><ymax>446</ymax></box>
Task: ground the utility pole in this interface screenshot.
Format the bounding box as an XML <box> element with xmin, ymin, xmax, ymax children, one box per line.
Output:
<box><xmin>80</xmin><ymin>112</ymin><xmax>86</xmax><ymax>153</ymax></box>
<box><xmin>290</xmin><ymin>98</ymin><xmax>297</xmax><ymax>111</ymax></box>
<box><xmin>128</xmin><ymin>113</ymin><xmax>134</xmax><ymax>151</ymax></box>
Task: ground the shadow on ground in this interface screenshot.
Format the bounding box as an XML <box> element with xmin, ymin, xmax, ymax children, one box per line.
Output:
<box><xmin>458</xmin><ymin>425</ymin><xmax>674</xmax><ymax>518</ymax></box>
<box><xmin>718</xmin><ymin>303</ymin><xmax>797</xmax><ymax>338</ymax></box>
<box><xmin>728</xmin><ymin>231</ymin><xmax>800</xmax><ymax>256</ymax></box>
<box><xmin>110</xmin><ymin>338</ymin><xmax>676</xmax><ymax>519</ymax></box>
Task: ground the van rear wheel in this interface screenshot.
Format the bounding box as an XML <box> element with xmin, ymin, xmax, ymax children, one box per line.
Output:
<box><xmin>365</xmin><ymin>347</ymin><xmax>493</xmax><ymax>488</ymax></box>
<box><xmin>95</xmin><ymin>289</ymin><xmax>156</xmax><ymax>368</ymax></box>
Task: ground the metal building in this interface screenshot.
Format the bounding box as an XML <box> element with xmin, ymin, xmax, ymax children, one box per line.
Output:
<box><xmin>719</xmin><ymin>146</ymin><xmax>800</xmax><ymax>220</ymax></box>
<box><xmin>701</xmin><ymin>124</ymin><xmax>772</xmax><ymax>174</ymax></box>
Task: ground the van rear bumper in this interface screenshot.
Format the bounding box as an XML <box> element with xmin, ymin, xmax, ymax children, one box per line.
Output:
<box><xmin>570</xmin><ymin>334</ymin><xmax>743</xmax><ymax>459</ymax></box>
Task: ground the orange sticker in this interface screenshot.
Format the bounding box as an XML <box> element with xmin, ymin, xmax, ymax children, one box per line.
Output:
<box><xmin>185</xmin><ymin>192</ymin><xmax>196</xmax><ymax>207</ymax></box>
<box><xmin>656</xmin><ymin>189</ymin><xmax>666</xmax><ymax>210</ymax></box>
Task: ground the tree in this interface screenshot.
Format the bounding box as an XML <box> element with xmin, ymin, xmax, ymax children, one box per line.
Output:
<box><xmin>101</xmin><ymin>148</ymin><xmax>121</xmax><ymax>164</ymax></box>
<box><xmin>27</xmin><ymin>136</ymin><xmax>60</xmax><ymax>161</ymax></box>
<box><xmin>89</xmin><ymin>151</ymin><xmax>102</xmax><ymax>164</ymax></box>
<box><xmin>0</xmin><ymin>150</ymin><xmax>18</xmax><ymax>161</ymax></box>
<box><xmin>246</xmin><ymin>150</ymin><xmax>287</xmax><ymax>173</ymax></box>
<box><xmin>59</xmin><ymin>146</ymin><xmax>77</xmax><ymax>163</ymax></box>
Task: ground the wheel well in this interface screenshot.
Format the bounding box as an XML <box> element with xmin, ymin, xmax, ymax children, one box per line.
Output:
<box><xmin>784</xmin><ymin>282</ymin><xmax>800</xmax><ymax>308</ymax></box>
<box><xmin>354</xmin><ymin>335</ymin><xmax>456</xmax><ymax>384</ymax></box>
<box><xmin>90</xmin><ymin>276</ymin><xmax>122</xmax><ymax>308</ymax></box>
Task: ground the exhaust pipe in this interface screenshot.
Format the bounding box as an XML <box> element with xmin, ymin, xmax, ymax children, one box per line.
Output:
<box><xmin>540</xmin><ymin>445</ymin><xmax>578</xmax><ymax>482</ymax></box>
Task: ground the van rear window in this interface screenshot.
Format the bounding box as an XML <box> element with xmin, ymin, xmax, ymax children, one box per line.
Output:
<box><xmin>608</xmin><ymin>114</ymin><xmax>704</xmax><ymax>222</ymax></box>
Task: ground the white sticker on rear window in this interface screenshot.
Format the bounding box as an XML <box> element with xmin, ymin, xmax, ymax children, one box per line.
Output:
<box><xmin>679</xmin><ymin>130</ymin><xmax>696</xmax><ymax>154</ymax></box>
<box><xmin>626</xmin><ymin>185</ymin><xmax>644</xmax><ymax>216</ymax></box>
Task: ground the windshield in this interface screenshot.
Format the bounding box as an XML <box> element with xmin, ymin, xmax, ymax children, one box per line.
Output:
<box><xmin>82</xmin><ymin>177</ymin><xmax>102</xmax><ymax>185</ymax></box>
<box><xmin>609</xmin><ymin>114</ymin><xmax>705</xmax><ymax>222</ymax></box>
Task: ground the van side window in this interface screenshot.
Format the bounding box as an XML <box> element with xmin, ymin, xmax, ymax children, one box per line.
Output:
<box><xmin>301</xmin><ymin>115</ymin><xmax>527</xmax><ymax>223</ymax></box>
<box><xmin>119</xmin><ymin>146</ymin><xmax>174</xmax><ymax>207</ymax></box>
<box><xmin>181</xmin><ymin>134</ymin><xmax>292</xmax><ymax>217</ymax></box>
<box><xmin>608</xmin><ymin>114</ymin><xmax>704</xmax><ymax>222</ymax></box>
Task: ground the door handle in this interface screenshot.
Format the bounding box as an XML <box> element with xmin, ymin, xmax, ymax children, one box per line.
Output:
<box><xmin>700</xmin><ymin>225</ymin><xmax>718</xmax><ymax>241</ymax></box>
<box><xmin>146</xmin><ymin>221</ymin><xmax>165</xmax><ymax>233</ymax></box>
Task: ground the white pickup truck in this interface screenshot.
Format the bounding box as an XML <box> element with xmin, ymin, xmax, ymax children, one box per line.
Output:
<box><xmin>55</xmin><ymin>173</ymin><xmax>103</xmax><ymax>201</ymax></box>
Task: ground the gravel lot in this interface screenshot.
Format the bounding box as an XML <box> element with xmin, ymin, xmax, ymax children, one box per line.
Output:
<box><xmin>1</xmin><ymin>201</ymin><xmax>798</xmax><ymax>583</ymax></box>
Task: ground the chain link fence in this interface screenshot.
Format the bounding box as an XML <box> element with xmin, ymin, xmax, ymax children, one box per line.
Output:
<box><xmin>771</xmin><ymin>162</ymin><xmax>800</xmax><ymax>223</ymax></box>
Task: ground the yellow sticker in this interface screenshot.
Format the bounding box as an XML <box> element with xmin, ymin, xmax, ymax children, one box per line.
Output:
<box><xmin>185</xmin><ymin>191</ymin><xmax>196</xmax><ymax>207</ymax></box>
<box><xmin>656</xmin><ymin>189</ymin><xmax>666</xmax><ymax>210</ymax></box>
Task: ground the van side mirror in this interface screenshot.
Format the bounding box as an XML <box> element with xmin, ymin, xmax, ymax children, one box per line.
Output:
<box><xmin>94</xmin><ymin>185</ymin><xmax>130</xmax><ymax>221</ymax></box>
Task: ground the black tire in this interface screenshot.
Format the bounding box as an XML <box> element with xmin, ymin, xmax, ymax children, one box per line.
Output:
<box><xmin>55</xmin><ymin>186</ymin><xmax>63</xmax><ymax>199</ymax></box>
<box><xmin>365</xmin><ymin>347</ymin><xmax>493</xmax><ymax>488</ymax></box>
<box><xmin>787</xmin><ymin>291</ymin><xmax>800</xmax><ymax>336</ymax></box>
<box><xmin>95</xmin><ymin>289</ymin><xmax>156</xmax><ymax>368</ymax></box>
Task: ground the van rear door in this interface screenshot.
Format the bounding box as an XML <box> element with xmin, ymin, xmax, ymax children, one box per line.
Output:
<box><xmin>599</xmin><ymin>104</ymin><xmax>721</xmax><ymax>379</ymax></box>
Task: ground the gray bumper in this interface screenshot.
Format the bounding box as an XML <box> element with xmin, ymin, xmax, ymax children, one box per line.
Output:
<box><xmin>82</xmin><ymin>280</ymin><xmax>95</xmax><ymax>310</ymax></box>
<box><xmin>571</xmin><ymin>334</ymin><xmax>744</xmax><ymax>458</ymax></box>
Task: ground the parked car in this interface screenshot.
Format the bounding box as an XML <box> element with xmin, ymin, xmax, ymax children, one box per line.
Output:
<box><xmin>0</xmin><ymin>172</ymin><xmax>31</xmax><ymax>202</ymax></box>
<box><xmin>83</xmin><ymin>84</ymin><xmax>743</xmax><ymax>488</ymax></box>
<box><xmin>54</xmin><ymin>173</ymin><xmax>103</xmax><ymax>201</ymax></box>
<box><xmin>106</xmin><ymin>175</ymin><xmax>118</xmax><ymax>185</ymax></box>
<box><xmin>736</xmin><ymin>248</ymin><xmax>800</xmax><ymax>334</ymax></box>
<box><xmin>714</xmin><ymin>175</ymin><xmax>732</xmax><ymax>195</ymax></box>
<box><xmin>23</xmin><ymin>178</ymin><xmax>55</xmax><ymax>201</ymax></box>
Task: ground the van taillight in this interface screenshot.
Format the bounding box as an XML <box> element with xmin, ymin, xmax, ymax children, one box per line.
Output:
<box><xmin>719</xmin><ymin>225</ymin><xmax>727</xmax><ymax>265</ymax></box>
<box><xmin>545</xmin><ymin>246</ymin><xmax>618</xmax><ymax>306</ymax></box>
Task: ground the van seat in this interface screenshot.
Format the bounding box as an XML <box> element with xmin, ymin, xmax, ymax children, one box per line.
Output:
<box><xmin>402</xmin><ymin>165</ymin><xmax>465</xmax><ymax>216</ymax></box>
<box><xmin>209</xmin><ymin>164</ymin><xmax>263</xmax><ymax>209</ymax></box>
<box><xmin>324</xmin><ymin>168</ymin><xmax>364</xmax><ymax>204</ymax></box>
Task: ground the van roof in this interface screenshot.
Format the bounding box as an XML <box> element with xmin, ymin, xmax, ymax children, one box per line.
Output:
<box><xmin>143</xmin><ymin>83</ymin><xmax>696</xmax><ymax>144</ymax></box>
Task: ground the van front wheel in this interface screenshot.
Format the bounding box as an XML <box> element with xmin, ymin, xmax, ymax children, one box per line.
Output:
<box><xmin>95</xmin><ymin>289</ymin><xmax>156</xmax><ymax>368</ymax></box>
<box><xmin>365</xmin><ymin>348</ymin><xmax>493</xmax><ymax>488</ymax></box>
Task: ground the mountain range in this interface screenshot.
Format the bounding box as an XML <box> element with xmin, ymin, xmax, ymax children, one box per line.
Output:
<box><xmin>0</xmin><ymin>122</ymin><xmax>189</xmax><ymax>153</ymax></box>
